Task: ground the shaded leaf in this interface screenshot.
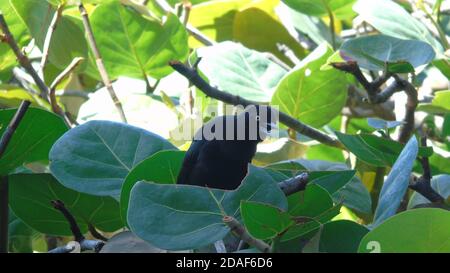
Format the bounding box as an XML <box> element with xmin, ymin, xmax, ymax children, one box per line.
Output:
<box><xmin>49</xmin><ymin>120</ymin><xmax>176</xmax><ymax>198</ymax></box>
<box><xmin>9</xmin><ymin>173</ymin><xmax>123</xmax><ymax>236</ymax></box>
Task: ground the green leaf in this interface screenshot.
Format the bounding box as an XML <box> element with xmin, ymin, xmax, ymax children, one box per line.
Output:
<box><xmin>359</xmin><ymin>208</ymin><xmax>450</xmax><ymax>253</ymax></box>
<box><xmin>288</xmin><ymin>184</ymin><xmax>334</xmax><ymax>217</ymax></box>
<box><xmin>49</xmin><ymin>120</ymin><xmax>176</xmax><ymax>198</ymax></box>
<box><xmin>408</xmin><ymin>175</ymin><xmax>450</xmax><ymax>209</ymax></box>
<box><xmin>241</xmin><ymin>201</ymin><xmax>293</xmax><ymax>240</ymax></box>
<box><xmin>0</xmin><ymin>85</ymin><xmax>50</xmax><ymax>109</ymax></box>
<box><xmin>90</xmin><ymin>1</ymin><xmax>188</xmax><ymax>79</ymax></box>
<box><xmin>188</xmin><ymin>0</ymin><xmax>251</xmax><ymax>48</ymax></box>
<box><xmin>372</xmin><ymin>136</ymin><xmax>419</xmax><ymax>227</ymax></box>
<box><xmin>271</xmin><ymin>44</ymin><xmax>347</xmax><ymax>127</ymax></box>
<box><xmin>120</xmin><ymin>150</ymin><xmax>185</xmax><ymax>223</ymax></box>
<box><xmin>0</xmin><ymin>107</ymin><xmax>67</xmax><ymax>175</ymax></box>
<box><xmin>127</xmin><ymin>165</ymin><xmax>287</xmax><ymax>250</ymax></box>
<box><xmin>0</xmin><ymin>0</ymin><xmax>30</xmax><ymax>80</ymax></box>
<box><xmin>353</xmin><ymin>0</ymin><xmax>444</xmax><ymax>55</ymax></box>
<box><xmin>10</xmin><ymin>0</ymin><xmax>88</xmax><ymax>71</ymax></box>
<box><xmin>335</xmin><ymin>132</ymin><xmax>431</xmax><ymax>167</ymax></box>
<box><xmin>233</xmin><ymin>3</ymin><xmax>306</xmax><ymax>66</ymax></box>
<box><xmin>318</xmin><ymin>220</ymin><xmax>369</xmax><ymax>253</ymax></box>
<box><xmin>311</xmin><ymin>170</ymin><xmax>356</xmax><ymax>195</ymax></box>
<box><xmin>266</xmin><ymin>159</ymin><xmax>372</xmax><ymax>214</ymax></box>
<box><xmin>8</xmin><ymin>209</ymin><xmax>40</xmax><ymax>253</ymax></box>
<box><xmin>9</xmin><ymin>173</ymin><xmax>123</xmax><ymax>236</ymax></box>
<box><xmin>284</xmin><ymin>6</ymin><xmax>335</xmax><ymax>46</ymax></box>
<box><xmin>417</xmin><ymin>90</ymin><xmax>450</xmax><ymax>114</ymax></box>
<box><xmin>283</xmin><ymin>0</ymin><xmax>357</xmax><ymax>19</ymax></box>
<box><xmin>340</xmin><ymin>34</ymin><xmax>435</xmax><ymax>72</ymax></box>
<box><xmin>196</xmin><ymin>42</ymin><xmax>287</xmax><ymax>102</ymax></box>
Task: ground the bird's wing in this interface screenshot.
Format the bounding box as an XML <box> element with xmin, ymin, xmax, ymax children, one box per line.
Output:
<box><xmin>176</xmin><ymin>139</ymin><xmax>206</xmax><ymax>185</ymax></box>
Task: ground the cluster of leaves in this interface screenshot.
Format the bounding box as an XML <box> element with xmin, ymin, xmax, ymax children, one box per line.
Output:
<box><xmin>0</xmin><ymin>0</ymin><xmax>449</xmax><ymax>253</ymax></box>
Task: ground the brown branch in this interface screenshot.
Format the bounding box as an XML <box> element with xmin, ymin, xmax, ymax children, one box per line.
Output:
<box><xmin>78</xmin><ymin>3</ymin><xmax>127</xmax><ymax>123</ymax></box>
<box><xmin>51</xmin><ymin>200</ymin><xmax>84</xmax><ymax>242</ymax></box>
<box><xmin>394</xmin><ymin>75</ymin><xmax>418</xmax><ymax>143</ymax></box>
<box><xmin>169</xmin><ymin>61</ymin><xmax>342</xmax><ymax>148</ymax></box>
<box><xmin>223</xmin><ymin>216</ymin><xmax>271</xmax><ymax>253</ymax></box>
<box><xmin>331</xmin><ymin>61</ymin><xmax>418</xmax><ymax>143</ymax></box>
<box><xmin>277</xmin><ymin>172</ymin><xmax>309</xmax><ymax>196</ymax></box>
<box><xmin>50</xmin><ymin>200</ymin><xmax>105</xmax><ymax>253</ymax></box>
<box><xmin>88</xmin><ymin>224</ymin><xmax>108</xmax><ymax>242</ymax></box>
<box><xmin>409</xmin><ymin>137</ymin><xmax>445</xmax><ymax>203</ymax></box>
<box><xmin>0</xmin><ymin>14</ymin><xmax>49</xmax><ymax>101</ymax></box>
<box><xmin>40</xmin><ymin>4</ymin><xmax>64</xmax><ymax>77</ymax></box>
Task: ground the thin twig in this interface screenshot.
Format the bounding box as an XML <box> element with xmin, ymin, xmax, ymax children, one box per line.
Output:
<box><xmin>78</xmin><ymin>2</ymin><xmax>127</xmax><ymax>123</ymax></box>
<box><xmin>182</xmin><ymin>1</ymin><xmax>192</xmax><ymax>26</ymax></box>
<box><xmin>409</xmin><ymin>137</ymin><xmax>445</xmax><ymax>203</ymax></box>
<box><xmin>154</xmin><ymin>0</ymin><xmax>216</xmax><ymax>46</ymax></box>
<box><xmin>0</xmin><ymin>99</ymin><xmax>31</xmax><ymax>253</ymax></box>
<box><xmin>40</xmin><ymin>4</ymin><xmax>64</xmax><ymax>78</ymax></box>
<box><xmin>50</xmin><ymin>200</ymin><xmax>105</xmax><ymax>253</ymax></box>
<box><xmin>88</xmin><ymin>224</ymin><xmax>108</xmax><ymax>242</ymax></box>
<box><xmin>0</xmin><ymin>14</ymin><xmax>49</xmax><ymax>100</ymax></box>
<box><xmin>223</xmin><ymin>216</ymin><xmax>271</xmax><ymax>253</ymax></box>
<box><xmin>394</xmin><ymin>75</ymin><xmax>418</xmax><ymax>143</ymax></box>
<box><xmin>49</xmin><ymin>57</ymin><xmax>84</xmax><ymax>127</ymax></box>
<box><xmin>169</xmin><ymin>61</ymin><xmax>342</xmax><ymax>148</ymax></box>
<box><xmin>51</xmin><ymin>200</ymin><xmax>84</xmax><ymax>242</ymax></box>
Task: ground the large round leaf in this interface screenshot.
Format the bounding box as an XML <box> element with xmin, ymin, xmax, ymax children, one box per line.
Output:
<box><xmin>359</xmin><ymin>208</ymin><xmax>450</xmax><ymax>253</ymax></box>
<box><xmin>120</xmin><ymin>150</ymin><xmax>185</xmax><ymax>222</ymax></box>
<box><xmin>353</xmin><ymin>0</ymin><xmax>444</xmax><ymax>55</ymax></box>
<box><xmin>271</xmin><ymin>44</ymin><xmax>347</xmax><ymax>127</ymax></box>
<box><xmin>9</xmin><ymin>173</ymin><xmax>123</xmax><ymax>236</ymax></box>
<box><xmin>197</xmin><ymin>42</ymin><xmax>287</xmax><ymax>102</ymax></box>
<box><xmin>340</xmin><ymin>35</ymin><xmax>435</xmax><ymax>72</ymax></box>
<box><xmin>0</xmin><ymin>107</ymin><xmax>68</xmax><ymax>175</ymax></box>
<box><xmin>10</xmin><ymin>0</ymin><xmax>88</xmax><ymax>71</ymax></box>
<box><xmin>127</xmin><ymin>165</ymin><xmax>287</xmax><ymax>250</ymax></box>
<box><xmin>90</xmin><ymin>1</ymin><xmax>189</xmax><ymax>79</ymax></box>
<box><xmin>49</xmin><ymin>120</ymin><xmax>176</xmax><ymax>198</ymax></box>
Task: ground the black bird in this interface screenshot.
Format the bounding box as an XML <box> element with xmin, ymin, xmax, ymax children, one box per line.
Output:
<box><xmin>177</xmin><ymin>105</ymin><xmax>278</xmax><ymax>190</ymax></box>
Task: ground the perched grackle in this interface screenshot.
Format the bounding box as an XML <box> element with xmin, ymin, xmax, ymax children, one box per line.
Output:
<box><xmin>177</xmin><ymin>105</ymin><xmax>278</xmax><ymax>190</ymax></box>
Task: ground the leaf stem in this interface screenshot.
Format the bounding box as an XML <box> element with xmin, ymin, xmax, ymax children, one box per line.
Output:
<box><xmin>78</xmin><ymin>2</ymin><xmax>127</xmax><ymax>123</ymax></box>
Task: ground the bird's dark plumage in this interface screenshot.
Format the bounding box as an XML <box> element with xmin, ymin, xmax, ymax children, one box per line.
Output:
<box><xmin>177</xmin><ymin>105</ymin><xmax>277</xmax><ymax>190</ymax></box>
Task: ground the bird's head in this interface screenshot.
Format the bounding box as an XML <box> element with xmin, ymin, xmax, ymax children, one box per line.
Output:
<box><xmin>239</xmin><ymin>105</ymin><xmax>279</xmax><ymax>141</ymax></box>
